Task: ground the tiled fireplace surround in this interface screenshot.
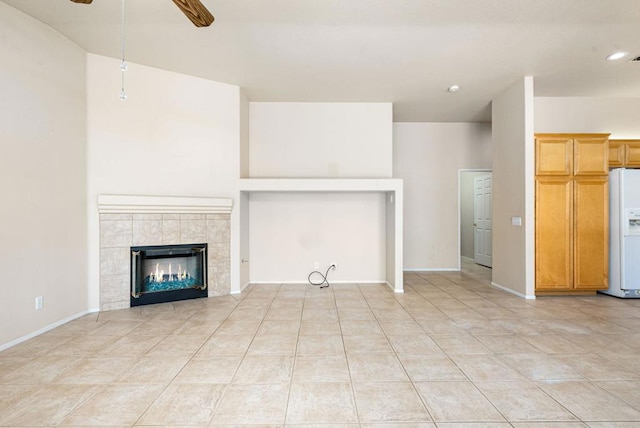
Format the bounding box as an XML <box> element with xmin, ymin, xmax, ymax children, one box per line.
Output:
<box><xmin>98</xmin><ymin>195</ymin><xmax>232</xmax><ymax>311</ymax></box>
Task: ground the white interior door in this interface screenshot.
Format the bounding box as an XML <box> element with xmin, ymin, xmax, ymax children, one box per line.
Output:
<box><xmin>474</xmin><ymin>173</ymin><xmax>493</xmax><ymax>267</ymax></box>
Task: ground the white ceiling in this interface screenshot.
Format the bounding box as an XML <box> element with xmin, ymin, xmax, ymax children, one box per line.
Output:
<box><xmin>3</xmin><ymin>0</ymin><xmax>640</xmax><ymax>122</ymax></box>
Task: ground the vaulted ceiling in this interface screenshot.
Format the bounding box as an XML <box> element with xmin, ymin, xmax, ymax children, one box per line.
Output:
<box><xmin>3</xmin><ymin>0</ymin><xmax>640</xmax><ymax>122</ymax></box>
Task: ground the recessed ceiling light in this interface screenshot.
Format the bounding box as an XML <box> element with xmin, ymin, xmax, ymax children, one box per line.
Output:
<box><xmin>448</xmin><ymin>85</ymin><xmax>460</xmax><ymax>93</ymax></box>
<box><xmin>606</xmin><ymin>51</ymin><xmax>628</xmax><ymax>61</ymax></box>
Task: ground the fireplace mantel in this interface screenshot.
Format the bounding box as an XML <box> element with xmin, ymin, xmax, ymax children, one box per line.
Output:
<box><xmin>98</xmin><ymin>194</ymin><xmax>233</xmax><ymax>214</ymax></box>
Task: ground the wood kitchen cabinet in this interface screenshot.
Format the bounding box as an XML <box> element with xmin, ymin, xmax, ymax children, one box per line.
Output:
<box><xmin>535</xmin><ymin>134</ymin><xmax>609</xmax><ymax>295</ymax></box>
<box><xmin>609</xmin><ymin>140</ymin><xmax>625</xmax><ymax>167</ymax></box>
<box><xmin>536</xmin><ymin>137</ymin><xmax>572</xmax><ymax>175</ymax></box>
<box><xmin>627</xmin><ymin>140</ymin><xmax>640</xmax><ymax>167</ymax></box>
<box><xmin>574</xmin><ymin>137</ymin><xmax>609</xmax><ymax>175</ymax></box>
<box><xmin>573</xmin><ymin>176</ymin><xmax>608</xmax><ymax>290</ymax></box>
<box><xmin>535</xmin><ymin>177</ymin><xmax>573</xmax><ymax>290</ymax></box>
<box><xmin>610</xmin><ymin>140</ymin><xmax>640</xmax><ymax>168</ymax></box>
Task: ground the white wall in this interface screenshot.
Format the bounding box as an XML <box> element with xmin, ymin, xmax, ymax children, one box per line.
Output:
<box><xmin>249</xmin><ymin>192</ymin><xmax>386</xmax><ymax>282</ymax></box>
<box><xmin>239</xmin><ymin>90</ymin><xmax>250</xmax><ymax>179</ymax></box>
<box><xmin>492</xmin><ymin>77</ymin><xmax>535</xmax><ymax>298</ymax></box>
<box><xmin>86</xmin><ymin>54</ymin><xmax>243</xmax><ymax>308</ymax></box>
<box><xmin>238</xmin><ymin>90</ymin><xmax>251</xmax><ymax>289</ymax></box>
<box><xmin>246</xmin><ymin>102</ymin><xmax>393</xmax><ymax>283</ymax></box>
<box><xmin>393</xmin><ymin>123</ymin><xmax>492</xmax><ymax>270</ymax></box>
<box><xmin>0</xmin><ymin>3</ymin><xmax>88</xmax><ymax>347</ymax></box>
<box><xmin>249</xmin><ymin>103</ymin><xmax>393</xmax><ymax>178</ymax></box>
<box><xmin>535</xmin><ymin>97</ymin><xmax>640</xmax><ymax>137</ymax></box>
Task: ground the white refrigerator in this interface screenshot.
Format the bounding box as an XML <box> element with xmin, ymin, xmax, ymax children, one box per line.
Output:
<box><xmin>602</xmin><ymin>168</ymin><xmax>640</xmax><ymax>298</ymax></box>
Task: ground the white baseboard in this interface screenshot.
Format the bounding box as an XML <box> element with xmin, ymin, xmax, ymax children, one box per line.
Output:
<box><xmin>352</xmin><ymin>280</ymin><xmax>389</xmax><ymax>284</ymax></box>
<box><xmin>386</xmin><ymin>281</ymin><xmax>404</xmax><ymax>293</ymax></box>
<box><xmin>248</xmin><ymin>280</ymin><xmax>385</xmax><ymax>285</ymax></box>
<box><xmin>404</xmin><ymin>268</ymin><xmax>459</xmax><ymax>272</ymax></box>
<box><xmin>248</xmin><ymin>281</ymin><xmax>287</xmax><ymax>285</ymax></box>
<box><xmin>231</xmin><ymin>282</ymin><xmax>251</xmax><ymax>294</ymax></box>
<box><xmin>247</xmin><ymin>280</ymin><xmax>404</xmax><ymax>294</ymax></box>
<box><xmin>491</xmin><ymin>281</ymin><xmax>536</xmax><ymax>300</ymax></box>
<box><xmin>461</xmin><ymin>256</ymin><xmax>475</xmax><ymax>263</ymax></box>
<box><xmin>0</xmin><ymin>309</ymin><xmax>97</xmax><ymax>352</ymax></box>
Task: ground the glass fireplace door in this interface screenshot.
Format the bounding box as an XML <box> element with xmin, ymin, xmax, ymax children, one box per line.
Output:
<box><xmin>131</xmin><ymin>243</ymin><xmax>207</xmax><ymax>306</ymax></box>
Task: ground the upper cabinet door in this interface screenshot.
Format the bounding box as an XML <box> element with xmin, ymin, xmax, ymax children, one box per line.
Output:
<box><xmin>608</xmin><ymin>140</ymin><xmax>625</xmax><ymax>168</ymax></box>
<box><xmin>536</xmin><ymin>137</ymin><xmax>573</xmax><ymax>176</ymax></box>
<box><xmin>625</xmin><ymin>140</ymin><xmax>640</xmax><ymax>167</ymax></box>
<box><xmin>574</xmin><ymin>137</ymin><xmax>609</xmax><ymax>176</ymax></box>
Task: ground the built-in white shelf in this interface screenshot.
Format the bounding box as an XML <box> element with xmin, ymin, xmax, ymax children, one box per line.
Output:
<box><xmin>239</xmin><ymin>178</ymin><xmax>402</xmax><ymax>193</ymax></box>
<box><xmin>238</xmin><ymin>178</ymin><xmax>403</xmax><ymax>293</ymax></box>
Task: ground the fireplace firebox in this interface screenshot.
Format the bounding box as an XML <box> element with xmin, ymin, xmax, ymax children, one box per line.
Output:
<box><xmin>130</xmin><ymin>243</ymin><xmax>208</xmax><ymax>307</ymax></box>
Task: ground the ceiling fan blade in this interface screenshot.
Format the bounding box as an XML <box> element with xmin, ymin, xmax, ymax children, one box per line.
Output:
<box><xmin>171</xmin><ymin>0</ymin><xmax>214</xmax><ymax>27</ymax></box>
<box><xmin>70</xmin><ymin>0</ymin><xmax>93</xmax><ymax>3</ymax></box>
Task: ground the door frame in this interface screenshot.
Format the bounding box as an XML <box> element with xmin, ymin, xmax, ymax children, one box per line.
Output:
<box><xmin>458</xmin><ymin>168</ymin><xmax>492</xmax><ymax>271</ymax></box>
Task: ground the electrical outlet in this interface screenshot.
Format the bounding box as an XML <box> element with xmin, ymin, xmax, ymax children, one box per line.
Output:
<box><xmin>331</xmin><ymin>262</ymin><xmax>338</xmax><ymax>270</ymax></box>
<box><xmin>35</xmin><ymin>296</ymin><xmax>43</xmax><ymax>311</ymax></box>
<box><xmin>314</xmin><ymin>261</ymin><xmax>319</xmax><ymax>270</ymax></box>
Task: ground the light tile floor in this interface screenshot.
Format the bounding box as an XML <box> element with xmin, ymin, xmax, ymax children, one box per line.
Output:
<box><xmin>2</xmin><ymin>261</ymin><xmax>640</xmax><ymax>426</ymax></box>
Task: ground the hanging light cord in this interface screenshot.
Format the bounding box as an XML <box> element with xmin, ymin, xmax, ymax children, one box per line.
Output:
<box><xmin>119</xmin><ymin>0</ymin><xmax>127</xmax><ymax>100</ymax></box>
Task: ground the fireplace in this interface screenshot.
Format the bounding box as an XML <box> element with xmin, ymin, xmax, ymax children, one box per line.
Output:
<box><xmin>130</xmin><ymin>243</ymin><xmax>208</xmax><ymax>307</ymax></box>
<box><xmin>97</xmin><ymin>195</ymin><xmax>232</xmax><ymax>311</ymax></box>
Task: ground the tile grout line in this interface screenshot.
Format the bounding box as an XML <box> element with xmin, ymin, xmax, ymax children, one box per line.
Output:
<box><xmin>367</xmin><ymin>281</ymin><xmax>440</xmax><ymax>425</ymax></box>
<box><xmin>335</xmin><ymin>284</ymin><xmax>362</xmax><ymax>427</ymax></box>
<box><xmin>280</xmin><ymin>282</ymin><xmax>301</xmax><ymax>426</ymax></box>
<box><xmin>208</xmin><ymin>283</ymin><xmax>280</xmax><ymax>425</ymax></box>
<box><xmin>130</xmin><ymin>297</ymin><xmax>235</xmax><ymax>426</ymax></box>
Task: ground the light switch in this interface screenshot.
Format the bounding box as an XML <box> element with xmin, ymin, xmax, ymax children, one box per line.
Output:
<box><xmin>511</xmin><ymin>217</ymin><xmax>522</xmax><ymax>226</ymax></box>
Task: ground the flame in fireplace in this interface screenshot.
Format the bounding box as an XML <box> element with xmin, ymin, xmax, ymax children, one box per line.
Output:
<box><xmin>149</xmin><ymin>262</ymin><xmax>190</xmax><ymax>284</ymax></box>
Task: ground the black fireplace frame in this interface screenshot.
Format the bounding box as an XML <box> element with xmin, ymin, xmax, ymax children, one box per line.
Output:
<box><xmin>130</xmin><ymin>243</ymin><xmax>208</xmax><ymax>307</ymax></box>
